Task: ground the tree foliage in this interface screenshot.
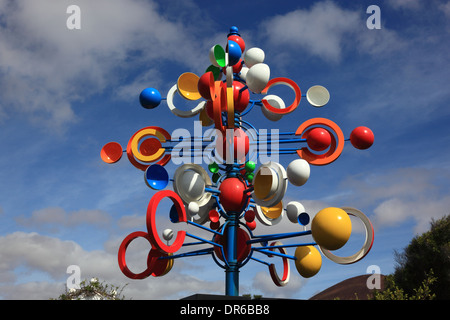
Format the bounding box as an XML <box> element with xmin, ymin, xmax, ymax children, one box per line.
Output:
<box><xmin>374</xmin><ymin>214</ymin><xmax>450</xmax><ymax>300</ymax></box>
<box><xmin>53</xmin><ymin>278</ymin><xmax>127</xmax><ymax>300</ymax></box>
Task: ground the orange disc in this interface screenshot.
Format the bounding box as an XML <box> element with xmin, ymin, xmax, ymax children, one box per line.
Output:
<box><xmin>100</xmin><ymin>142</ymin><xmax>123</xmax><ymax>164</ymax></box>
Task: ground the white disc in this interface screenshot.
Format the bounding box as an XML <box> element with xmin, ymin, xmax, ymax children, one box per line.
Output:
<box><xmin>252</xmin><ymin>161</ymin><xmax>288</xmax><ymax>208</ymax></box>
<box><xmin>261</xmin><ymin>94</ymin><xmax>285</xmax><ymax>121</ymax></box>
<box><xmin>306</xmin><ymin>85</ymin><xmax>330</xmax><ymax>107</ymax></box>
<box><xmin>244</xmin><ymin>47</ymin><xmax>265</xmax><ymax>68</ymax></box>
<box><xmin>246</xmin><ymin>63</ymin><xmax>270</xmax><ymax>94</ymax></box>
<box><xmin>285</xmin><ymin>201</ymin><xmax>305</xmax><ymax>224</ymax></box>
<box><xmin>173</xmin><ymin>164</ymin><xmax>212</xmax><ymax>206</ymax></box>
<box><xmin>286</xmin><ymin>159</ymin><xmax>310</xmax><ymax>186</ymax></box>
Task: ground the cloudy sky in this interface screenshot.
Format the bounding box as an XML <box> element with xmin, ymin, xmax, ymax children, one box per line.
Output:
<box><xmin>0</xmin><ymin>0</ymin><xmax>449</xmax><ymax>300</ymax></box>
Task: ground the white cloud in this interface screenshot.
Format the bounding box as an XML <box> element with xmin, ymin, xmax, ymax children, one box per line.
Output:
<box><xmin>0</xmin><ymin>0</ymin><xmax>208</xmax><ymax>131</ymax></box>
<box><xmin>260</xmin><ymin>1</ymin><xmax>404</xmax><ymax>63</ymax></box>
<box><xmin>261</xmin><ymin>1</ymin><xmax>360</xmax><ymax>62</ymax></box>
<box><xmin>387</xmin><ymin>0</ymin><xmax>422</xmax><ymax>10</ymax></box>
<box><xmin>14</xmin><ymin>207</ymin><xmax>111</xmax><ymax>232</ymax></box>
<box><xmin>341</xmin><ymin>167</ymin><xmax>450</xmax><ymax>234</ymax></box>
<box><xmin>0</xmin><ymin>231</ymin><xmax>226</xmax><ymax>299</ymax></box>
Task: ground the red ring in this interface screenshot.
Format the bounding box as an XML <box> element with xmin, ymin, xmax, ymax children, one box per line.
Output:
<box><xmin>295</xmin><ymin>118</ymin><xmax>344</xmax><ymax>166</ymax></box>
<box><xmin>146</xmin><ymin>190</ymin><xmax>187</xmax><ymax>253</ymax></box>
<box><xmin>261</xmin><ymin>77</ymin><xmax>301</xmax><ymax>115</ymax></box>
<box><xmin>118</xmin><ymin>231</ymin><xmax>153</xmax><ymax>279</ymax></box>
<box><xmin>126</xmin><ymin>126</ymin><xmax>171</xmax><ymax>171</ymax></box>
<box><xmin>268</xmin><ymin>241</ymin><xmax>290</xmax><ymax>287</ymax></box>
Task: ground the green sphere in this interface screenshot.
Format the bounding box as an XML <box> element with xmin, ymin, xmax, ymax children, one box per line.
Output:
<box><xmin>245</xmin><ymin>161</ymin><xmax>256</xmax><ymax>173</ymax></box>
<box><xmin>208</xmin><ymin>162</ymin><xmax>219</xmax><ymax>173</ymax></box>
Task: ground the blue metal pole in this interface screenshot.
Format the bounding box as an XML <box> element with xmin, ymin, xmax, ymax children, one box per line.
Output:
<box><xmin>225</xmin><ymin>212</ymin><xmax>239</xmax><ymax>296</ymax></box>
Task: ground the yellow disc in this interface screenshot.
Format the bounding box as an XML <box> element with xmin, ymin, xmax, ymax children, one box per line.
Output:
<box><xmin>177</xmin><ymin>72</ymin><xmax>201</xmax><ymax>100</ymax></box>
<box><xmin>199</xmin><ymin>107</ymin><xmax>213</xmax><ymax>126</ymax></box>
<box><xmin>311</xmin><ymin>207</ymin><xmax>352</xmax><ymax>251</ymax></box>
<box><xmin>294</xmin><ymin>246</ymin><xmax>322</xmax><ymax>278</ymax></box>
<box><xmin>260</xmin><ymin>200</ymin><xmax>283</xmax><ymax>219</ymax></box>
<box><xmin>253</xmin><ymin>167</ymin><xmax>277</xmax><ymax>200</ymax></box>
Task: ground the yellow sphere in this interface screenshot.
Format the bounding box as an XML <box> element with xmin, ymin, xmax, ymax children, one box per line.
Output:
<box><xmin>311</xmin><ymin>207</ymin><xmax>352</xmax><ymax>251</ymax></box>
<box><xmin>294</xmin><ymin>246</ymin><xmax>322</xmax><ymax>278</ymax></box>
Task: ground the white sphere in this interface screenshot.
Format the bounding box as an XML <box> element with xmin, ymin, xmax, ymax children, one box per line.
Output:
<box><xmin>286</xmin><ymin>159</ymin><xmax>310</xmax><ymax>186</ymax></box>
<box><xmin>187</xmin><ymin>201</ymin><xmax>200</xmax><ymax>216</ymax></box>
<box><xmin>285</xmin><ymin>201</ymin><xmax>305</xmax><ymax>223</ymax></box>
<box><xmin>181</xmin><ymin>170</ymin><xmax>205</xmax><ymax>201</ymax></box>
<box><xmin>244</xmin><ymin>47</ymin><xmax>265</xmax><ymax>68</ymax></box>
<box><xmin>239</xmin><ymin>66</ymin><xmax>249</xmax><ymax>81</ymax></box>
<box><xmin>261</xmin><ymin>94</ymin><xmax>285</xmax><ymax>121</ymax></box>
<box><xmin>246</xmin><ymin>63</ymin><xmax>270</xmax><ymax>94</ymax></box>
<box><xmin>162</xmin><ymin>228</ymin><xmax>174</xmax><ymax>241</ymax></box>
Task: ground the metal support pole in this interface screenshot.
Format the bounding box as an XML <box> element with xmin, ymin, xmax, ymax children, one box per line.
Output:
<box><xmin>225</xmin><ymin>212</ymin><xmax>239</xmax><ymax>296</ymax></box>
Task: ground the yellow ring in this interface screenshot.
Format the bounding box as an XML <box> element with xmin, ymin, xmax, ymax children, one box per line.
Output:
<box><xmin>131</xmin><ymin>128</ymin><xmax>166</xmax><ymax>162</ymax></box>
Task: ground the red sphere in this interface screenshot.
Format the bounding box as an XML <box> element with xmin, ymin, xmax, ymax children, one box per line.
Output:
<box><xmin>216</xmin><ymin>128</ymin><xmax>249</xmax><ymax>161</ymax></box>
<box><xmin>228</xmin><ymin>35</ymin><xmax>245</xmax><ymax>52</ymax></box>
<box><xmin>307</xmin><ymin>127</ymin><xmax>332</xmax><ymax>151</ymax></box>
<box><xmin>219</xmin><ymin>177</ymin><xmax>249</xmax><ymax>212</ymax></box>
<box><xmin>244</xmin><ymin>209</ymin><xmax>256</xmax><ymax>222</ymax></box>
<box><xmin>350</xmin><ymin>126</ymin><xmax>374</xmax><ymax>150</ymax></box>
<box><xmin>232</xmin><ymin>81</ymin><xmax>250</xmax><ymax>113</ymax></box>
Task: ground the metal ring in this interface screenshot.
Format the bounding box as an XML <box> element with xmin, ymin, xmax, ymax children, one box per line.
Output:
<box><xmin>146</xmin><ymin>190</ymin><xmax>187</xmax><ymax>254</ymax></box>
<box><xmin>167</xmin><ymin>84</ymin><xmax>206</xmax><ymax>118</ymax></box>
<box><xmin>268</xmin><ymin>241</ymin><xmax>290</xmax><ymax>287</ymax></box>
<box><xmin>319</xmin><ymin>207</ymin><xmax>374</xmax><ymax>265</ymax></box>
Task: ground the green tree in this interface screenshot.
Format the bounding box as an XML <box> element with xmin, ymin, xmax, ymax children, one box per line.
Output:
<box><xmin>53</xmin><ymin>278</ymin><xmax>128</xmax><ymax>300</ymax></box>
<box><xmin>374</xmin><ymin>214</ymin><xmax>449</xmax><ymax>300</ymax></box>
<box><xmin>392</xmin><ymin>214</ymin><xmax>450</xmax><ymax>299</ymax></box>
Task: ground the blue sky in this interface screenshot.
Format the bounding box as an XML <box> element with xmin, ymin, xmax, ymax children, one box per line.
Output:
<box><xmin>0</xmin><ymin>0</ymin><xmax>449</xmax><ymax>299</ymax></box>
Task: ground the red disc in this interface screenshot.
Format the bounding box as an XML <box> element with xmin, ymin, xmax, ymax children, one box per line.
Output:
<box><xmin>209</xmin><ymin>209</ymin><xmax>220</xmax><ymax>223</ymax></box>
<box><xmin>246</xmin><ymin>220</ymin><xmax>257</xmax><ymax>231</ymax></box>
<box><xmin>101</xmin><ymin>142</ymin><xmax>123</xmax><ymax>164</ymax></box>
<box><xmin>213</xmin><ymin>226</ymin><xmax>251</xmax><ymax>263</ymax></box>
<box><xmin>139</xmin><ymin>138</ymin><xmax>162</xmax><ymax>156</ymax></box>
<box><xmin>198</xmin><ymin>71</ymin><xmax>215</xmax><ymax>100</ymax></box>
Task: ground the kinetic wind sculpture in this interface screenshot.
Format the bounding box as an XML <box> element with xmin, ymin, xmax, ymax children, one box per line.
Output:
<box><xmin>100</xmin><ymin>27</ymin><xmax>375</xmax><ymax>296</ymax></box>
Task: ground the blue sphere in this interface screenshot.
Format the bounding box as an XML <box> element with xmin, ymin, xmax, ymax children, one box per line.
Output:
<box><xmin>139</xmin><ymin>88</ymin><xmax>162</xmax><ymax>109</ymax></box>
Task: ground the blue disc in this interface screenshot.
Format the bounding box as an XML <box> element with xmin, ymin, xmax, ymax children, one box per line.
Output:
<box><xmin>169</xmin><ymin>204</ymin><xmax>179</xmax><ymax>223</ymax></box>
<box><xmin>298</xmin><ymin>212</ymin><xmax>310</xmax><ymax>226</ymax></box>
<box><xmin>144</xmin><ymin>164</ymin><xmax>169</xmax><ymax>190</ymax></box>
<box><xmin>139</xmin><ymin>88</ymin><xmax>162</xmax><ymax>109</ymax></box>
<box><xmin>227</xmin><ymin>40</ymin><xmax>242</xmax><ymax>66</ymax></box>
